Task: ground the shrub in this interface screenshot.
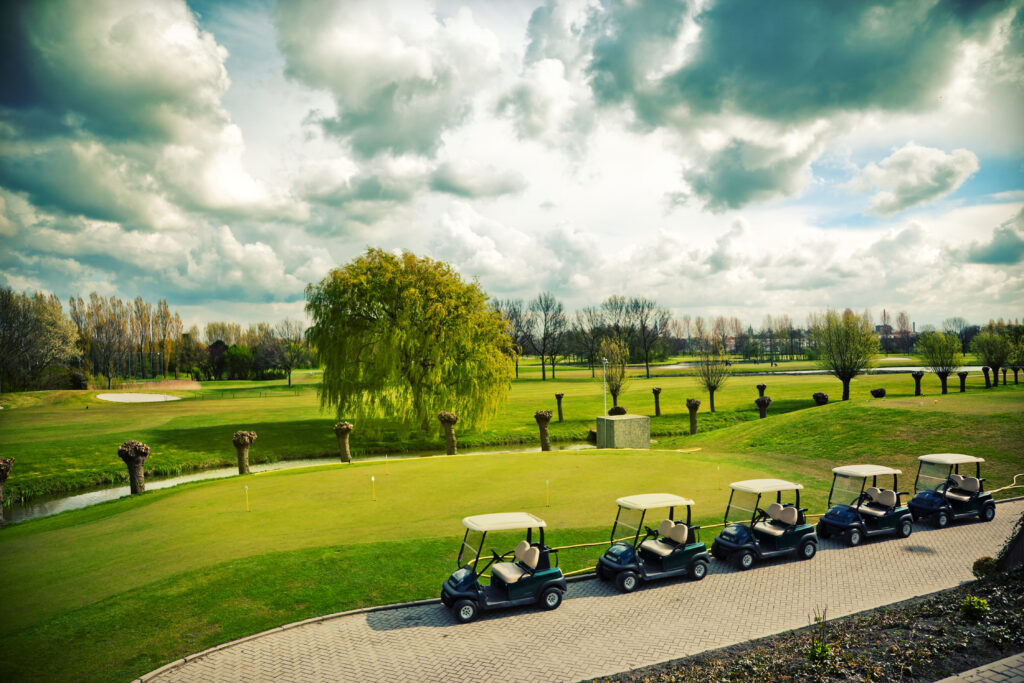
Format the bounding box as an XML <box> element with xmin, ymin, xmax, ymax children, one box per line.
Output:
<box><xmin>870</xmin><ymin>388</ymin><xmax>886</xmax><ymax>398</ymax></box>
<box><xmin>608</xmin><ymin>406</ymin><xmax>627</xmax><ymax>415</ymax></box>
<box><xmin>973</xmin><ymin>557</ymin><xmax>998</xmax><ymax>579</ymax></box>
<box><xmin>813</xmin><ymin>392</ymin><xmax>829</xmax><ymax>406</ymax></box>
<box><xmin>961</xmin><ymin>596</ymin><xmax>990</xmax><ymax>618</ymax></box>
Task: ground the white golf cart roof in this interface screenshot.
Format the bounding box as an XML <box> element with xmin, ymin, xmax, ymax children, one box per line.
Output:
<box><xmin>918</xmin><ymin>453</ymin><xmax>985</xmax><ymax>465</ymax></box>
<box><xmin>462</xmin><ymin>512</ymin><xmax>547</xmax><ymax>532</ymax></box>
<box><xmin>832</xmin><ymin>464</ymin><xmax>902</xmax><ymax>477</ymax></box>
<box><xmin>729</xmin><ymin>479</ymin><xmax>804</xmax><ymax>494</ymax></box>
<box><xmin>616</xmin><ymin>493</ymin><xmax>695</xmax><ymax>510</ymax></box>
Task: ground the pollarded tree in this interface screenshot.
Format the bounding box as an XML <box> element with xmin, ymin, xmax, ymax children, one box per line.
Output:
<box><xmin>917</xmin><ymin>331</ymin><xmax>961</xmax><ymax>394</ymax></box>
<box><xmin>809</xmin><ymin>308</ymin><xmax>878</xmax><ymax>401</ymax></box>
<box><xmin>305</xmin><ymin>249</ymin><xmax>515</xmax><ymax>434</ymax></box>
<box><xmin>695</xmin><ymin>340</ymin><xmax>730</xmax><ymax>412</ymax></box>
<box><xmin>971</xmin><ymin>331</ymin><xmax>1011</xmax><ymax>387</ymax></box>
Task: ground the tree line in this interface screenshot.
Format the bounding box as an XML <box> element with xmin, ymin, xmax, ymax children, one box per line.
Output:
<box><xmin>0</xmin><ymin>286</ymin><xmax>313</xmax><ymax>392</ymax></box>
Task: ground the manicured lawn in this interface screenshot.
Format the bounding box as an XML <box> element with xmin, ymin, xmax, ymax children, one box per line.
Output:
<box><xmin>0</xmin><ymin>386</ymin><xmax>1021</xmax><ymax>681</ymax></box>
<box><xmin>0</xmin><ymin>364</ymin><xmax>1007</xmax><ymax>505</ymax></box>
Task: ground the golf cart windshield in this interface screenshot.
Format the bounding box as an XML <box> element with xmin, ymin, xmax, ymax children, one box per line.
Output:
<box><xmin>726</xmin><ymin>490</ymin><xmax>759</xmax><ymax>524</ymax></box>
<box><xmin>917</xmin><ymin>461</ymin><xmax>950</xmax><ymax>492</ymax></box>
<box><xmin>458</xmin><ymin>529</ymin><xmax>485</xmax><ymax>570</ymax></box>
<box><xmin>831</xmin><ymin>474</ymin><xmax>865</xmax><ymax>506</ymax></box>
<box><xmin>612</xmin><ymin>507</ymin><xmax>645</xmax><ymax>544</ymax></box>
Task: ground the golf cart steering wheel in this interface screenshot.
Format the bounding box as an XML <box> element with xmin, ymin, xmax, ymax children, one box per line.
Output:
<box><xmin>644</xmin><ymin>526</ymin><xmax>657</xmax><ymax>538</ymax></box>
<box><xmin>491</xmin><ymin>549</ymin><xmax>502</xmax><ymax>562</ymax></box>
<box><xmin>754</xmin><ymin>508</ymin><xmax>768</xmax><ymax>522</ymax></box>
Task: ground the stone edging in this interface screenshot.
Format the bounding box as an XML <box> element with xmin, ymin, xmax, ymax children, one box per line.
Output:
<box><xmin>134</xmin><ymin>495</ymin><xmax>1024</xmax><ymax>681</ymax></box>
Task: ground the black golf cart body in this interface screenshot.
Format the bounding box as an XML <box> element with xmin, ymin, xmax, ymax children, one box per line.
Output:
<box><xmin>817</xmin><ymin>464</ymin><xmax>913</xmax><ymax>546</ymax></box>
<box><xmin>908</xmin><ymin>453</ymin><xmax>995</xmax><ymax>527</ymax></box>
<box><xmin>440</xmin><ymin>512</ymin><xmax>567</xmax><ymax>623</ymax></box>
<box><xmin>711</xmin><ymin>479</ymin><xmax>818</xmax><ymax>570</ymax></box>
<box><xmin>596</xmin><ymin>493</ymin><xmax>711</xmax><ymax>592</ymax></box>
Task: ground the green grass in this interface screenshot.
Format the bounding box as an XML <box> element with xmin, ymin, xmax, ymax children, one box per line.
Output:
<box><xmin>0</xmin><ymin>363</ymin><xmax>1007</xmax><ymax>505</ymax></box>
<box><xmin>1</xmin><ymin>385</ymin><xmax>1022</xmax><ymax>681</ymax></box>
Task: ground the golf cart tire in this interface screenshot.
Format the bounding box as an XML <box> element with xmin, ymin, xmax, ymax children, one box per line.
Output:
<box><xmin>816</xmin><ymin>521</ymin><xmax>831</xmax><ymax>539</ymax></box>
<box><xmin>982</xmin><ymin>504</ymin><xmax>996</xmax><ymax>522</ymax></box>
<box><xmin>616</xmin><ymin>570</ymin><xmax>639</xmax><ymax>592</ymax></box>
<box><xmin>736</xmin><ymin>549</ymin><xmax>756</xmax><ymax>571</ymax></box>
<box><xmin>690</xmin><ymin>559</ymin><xmax>709</xmax><ymax>581</ymax></box>
<box><xmin>846</xmin><ymin>527</ymin><xmax>863</xmax><ymax>547</ymax></box>
<box><xmin>799</xmin><ymin>539</ymin><xmax>817</xmax><ymax>560</ymax></box>
<box><xmin>453</xmin><ymin>599</ymin><xmax>479</xmax><ymax>624</ymax></box>
<box><xmin>935</xmin><ymin>509</ymin><xmax>950</xmax><ymax>529</ymax></box>
<box><xmin>899</xmin><ymin>517</ymin><xmax>913</xmax><ymax>538</ymax></box>
<box><xmin>540</xmin><ymin>587</ymin><xmax>563</xmax><ymax>611</ymax></box>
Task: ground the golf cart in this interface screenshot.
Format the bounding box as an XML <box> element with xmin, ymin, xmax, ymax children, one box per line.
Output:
<box><xmin>908</xmin><ymin>454</ymin><xmax>995</xmax><ymax>528</ymax></box>
<box><xmin>817</xmin><ymin>465</ymin><xmax>913</xmax><ymax>546</ymax></box>
<box><xmin>596</xmin><ymin>493</ymin><xmax>711</xmax><ymax>592</ymax></box>
<box><xmin>711</xmin><ymin>479</ymin><xmax>818</xmax><ymax>570</ymax></box>
<box><xmin>440</xmin><ymin>512</ymin><xmax>567</xmax><ymax>623</ymax></box>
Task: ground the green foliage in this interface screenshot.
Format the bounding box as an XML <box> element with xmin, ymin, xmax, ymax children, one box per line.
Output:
<box><xmin>809</xmin><ymin>309</ymin><xmax>878</xmax><ymax>399</ymax></box>
<box><xmin>973</xmin><ymin>556</ymin><xmax>998</xmax><ymax>579</ymax></box>
<box><xmin>971</xmin><ymin>331</ymin><xmax>1012</xmax><ymax>371</ymax></box>
<box><xmin>224</xmin><ymin>344</ymin><xmax>253</xmax><ymax>380</ymax></box>
<box><xmin>807</xmin><ymin>607</ymin><xmax>832</xmax><ymax>662</ymax></box>
<box><xmin>0</xmin><ymin>287</ymin><xmax>79</xmax><ymax>393</ymax></box>
<box><xmin>961</xmin><ymin>595</ymin><xmax>990</xmax><ymax>618</ymax></box>
<box><xmin>695</xmin><ymin>340</ymin><xmax>730</xmax><ymax>411</ymax></box>
<box><xmin>917</xmin><ymin>331</ymin><xmax>962</xmax><ymax>376</ymax></box>
<box><xmin>305</xmin><ymin>249</ymin><xmax>515</xmax><ymax>433</ymax></box>
<box><xmin>599</xmin><ymin>338</ymin><xmax>629</xmax><ymax>404</ymax></box>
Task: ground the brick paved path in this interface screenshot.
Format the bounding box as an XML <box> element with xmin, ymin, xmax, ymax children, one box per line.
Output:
<box><xmin>937</xmin><ymin>652</ymin><xmax>1024</xmax><ymax>682</ymax></box>
<box><xmin>140</xmin><ymin>500</ymin><xmax>1023</xmax><ymax>683</ymax></box>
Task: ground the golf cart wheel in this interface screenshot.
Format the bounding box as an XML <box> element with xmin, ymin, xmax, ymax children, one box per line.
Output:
<box><xmin>899</xmin><ymin>518</ymin><xmax>913</xmax><ymax>538</ymax></box>
<box><xmin>799</xmin><ymin>539</ymin><xmax>817</xmax><ymax>560</ymax></box>
<box><xmin>816</xmin><ymin>521</ymin><xmax>831</xmax><ymax>539</ymax></box>
<box><xmin>540</xmin><ymin>587</ymin><xmax>563</xmax><ymax>611</ymax></box>
<box><xmin>690</xmin><ymin>559</ymin><xmax>708</xmax><ymax>581</ymax></box>
<box><xmin>846</xmin><ymin>527</ymin><xmax>863</xmax><ymax>547</ymax></box>
<box><xmin>736</xmin><ymin>550</ymin><xmax>756</xmax><ymax>571</ymax></box>
<box><xmin>982</xmin><ymin>504</ymin><xmax>996</xmax><ymax>522</ymax></box>
<box><xmin>616</xmin><ymin>571</ymin><xmax>639</xmax><ymax>592</ymax></box>
<box><xmin>453</xmin><ymin>599</ymin><xmax>479</xmax><ymax>624</ymax></box>
<box><xmin>934</xmin><ymin>510</ymin><xmax>950</xmax><ymax>529</ymax></box>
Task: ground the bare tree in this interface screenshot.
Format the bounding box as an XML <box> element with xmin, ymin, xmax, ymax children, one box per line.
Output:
<box><xmin>493</xmin><ymin>299</ymin><xmax>535</xmax><ymax>379</ymax></box>
<box><xmin>631</xmin><ymin>297</ymin><xmax>669</xmax><ymax>378</ymax></box>
<box><xmin>275</xmin><ymin>318</ymin><xmax>307</xmax><ymax>387</ymax></box>
<box><xmin>943</xmin><ymin>316</ymin><xmax>969</xmax><ymax>354</ymax></box>
<box><xmin>896</xmin><ymin>311</ymin><xmax>912</xmax><ymax>353</ymax></box>
<box><xmin>573</xmin><ymin>306</ymin><xmax>605</xmax><ymax>377</ymax></box>
<box><xmin>695</xmin><ymin>342</ymin><xmax>730</xmax><ymax>412</ymax></box>
<box><xmin>601</xmin><ymin>295</ymin><xmax>634</xmax><ymax>349</ymax></box>
<box><xmin>529</xmin><ymin>292</ymin><xmax>567</xmax><ymax>381</ymax></box>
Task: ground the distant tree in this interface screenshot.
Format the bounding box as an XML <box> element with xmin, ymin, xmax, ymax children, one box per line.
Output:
<box><xmin>225</xmin><ymin>344</ymin><xmax>254</xmax><ymax>380</ymax></box>
<box><xmin>809</xmin><ymin>308</ymin><xmax>878</xmax><ymax>401</ymax></box>
<box><xmin>573</xmin><ymin>306</ymin><xmax>606</xmax><ymax>377</ymax></box>
<box><xmin>896</xmin><ymin>311</ymin><xmax>912</xmax><ymax>353</ymax></box>
<box><xmin>305</xmin><ymin>249</ymin><xmax>514</xmax><ymax>434</ymax></box>
<box><xmin>601</xmin><ymin>295</ymin><xmax>634</xmax><ymax>349</ymax></box>
<box><xmin>694</xmin><ymin>341</ymin><xmax>730</xmax><ymax>412</ymax></box>
<box><xmin>492</xmin><ymin>299</ymin><xmax>534</xmax><ymax>379</ymax></box>
<box><xmin>206</xmin><ymin>340</ymin><xmax>229</xmax><ymax>380</ymax></box>
<box><xmin>205</xmin><ymin>321</ymin><xmax>242</xmax><ymax>346</ymax></box>
<box><xmin>177</xmin><ymin>327</ymin><xmax>205</xmax><ymax>379</ymax></box>
<box><xmin>631</xmin><ymin>297</ymin><xmax>670</xmax><ymax>378</ymax></box>
<box><xmin>0</xmin><ymin>288</ymin><xmax>78</xmax><ymax>392</ymax></box>
<box><xmin>275</xmin><ymin>319</ymin><xmax>310</xmax><ymax>387</ymax></box>
<box><xmin>917</xmin><ymin>331</ymin><xmax>962</xmax><ymax>394</ymax></box>
<box><xmin>600</xmin><ymin>339</ymin><xmax>629</xmax><ymax>407</ymax></box>
<box><xmin>86</xmin><ymin>294</ymin><xmax>131</xmax><ymax>390</ymax></box>
<box><xmin>971</xmin><ymin>331</ymin><xmax>1011</xmax><ymax>387</ymax></box>
<box><xmin>529</xmin><ymin>292</ymin><xmax>567</xmax><ymax>380</ymax></box>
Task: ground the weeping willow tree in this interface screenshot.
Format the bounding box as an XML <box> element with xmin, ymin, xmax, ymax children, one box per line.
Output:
<box><xmin>305</xmin><ymin>249</ymin><xmax>516</xmax><ymax>434</ymax></box>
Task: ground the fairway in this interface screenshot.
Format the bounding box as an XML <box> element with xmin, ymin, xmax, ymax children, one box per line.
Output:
<box><xmin>1</xmin><ymin>381</ymin><xmax>1022</xmax><ymax>681</ymax></box>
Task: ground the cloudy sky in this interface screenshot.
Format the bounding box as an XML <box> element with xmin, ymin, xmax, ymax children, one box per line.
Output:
<box><xmin>1</xmin><ymin>0</ymin><xmax>1022</xmax><ymax>329</ymax></box>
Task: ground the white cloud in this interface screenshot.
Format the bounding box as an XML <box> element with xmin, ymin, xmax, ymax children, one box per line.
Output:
<box><xmin>852</xmin><ymin>142</ymin><xmax>980</xmax><ymax>216</ymax></box>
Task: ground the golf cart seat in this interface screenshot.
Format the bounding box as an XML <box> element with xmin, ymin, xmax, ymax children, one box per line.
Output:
<box><xmin>640</xmin><ymin>519</ymin><xmax>688</xmax><ymax>556</ymax></box>
<box><xmin>860</xmin><ymin>488</ymin><xmax>897</xmax><ymax>516</ymax></box>
<box><xmin>753</xmin><ymin>503</ymin><xmax>797</xmax><ymax>537</ymax></box>
<box><xmin>945</xmin><ymin>475</ymin><xmax>980</xmax><ymax>502</ymax></box>
<box><xmin>491</xmin><ymin>540</ymin><xmax>540</xmax><ymax>584</ymax></box>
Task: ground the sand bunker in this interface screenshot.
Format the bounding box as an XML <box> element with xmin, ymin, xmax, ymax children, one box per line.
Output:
<box><xmin>96</xmin><ymin>393</ymin><xmax>181</xmax><ymax>403</ymax></box>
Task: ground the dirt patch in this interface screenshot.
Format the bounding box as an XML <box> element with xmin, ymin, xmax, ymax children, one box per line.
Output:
<box><xmin>588</xmin><ymin>567</ymin><xmax>1024</xmax><ymax>683</ymax></box>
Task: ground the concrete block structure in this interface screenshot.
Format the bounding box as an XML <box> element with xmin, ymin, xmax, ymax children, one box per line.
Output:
<box><xmin>595</xmin><ymin>415</ymin><xmax>650</xmax><ymax>449</ymax></box>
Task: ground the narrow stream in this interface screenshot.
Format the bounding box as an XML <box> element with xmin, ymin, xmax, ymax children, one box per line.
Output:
<box><xmin>5</xmin><ymin>442</ymin><xmax>594</xmax><ymax>523</ymax></box>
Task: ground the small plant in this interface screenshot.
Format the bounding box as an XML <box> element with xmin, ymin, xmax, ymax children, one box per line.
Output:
<box><xmin>870</xmin><ymin>388</ymin><xmax>886</xmax><ymax>398</ymax></box>
<box><xmin>807</xmin><ymin>606</ymin><xmax>831</xmax><ymax>662</ymax></box>
<box><xmin>961</xmin><ymin>595</ymin><xmax>990</xmax><ymax>618</ymax></box>
<box><xmin>812</xmin><ymin>392</ymin><xmax>829</xmax><ymax>406</ymax></box>
<box><xmin>973</xmin><ymin>556</ymin><xmax>998</xmax><ymax>579</ymax></box>
<box><xmin>608</xmin><ymin>406</ymin><xmax>627</xmax><ymax>415</ymax></box>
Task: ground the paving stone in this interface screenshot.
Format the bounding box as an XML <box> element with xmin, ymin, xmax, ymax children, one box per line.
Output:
<box><xmin>140</xmin><ymin>500</ymin><xmax>1024</xmax><ymax>683</ymax></box>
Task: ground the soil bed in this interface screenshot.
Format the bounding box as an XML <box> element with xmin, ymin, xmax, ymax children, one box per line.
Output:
<box><xmin>589</xmin><ymin>567</ymin><xmax>1024</xmax><ymax>682</ymax></box>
